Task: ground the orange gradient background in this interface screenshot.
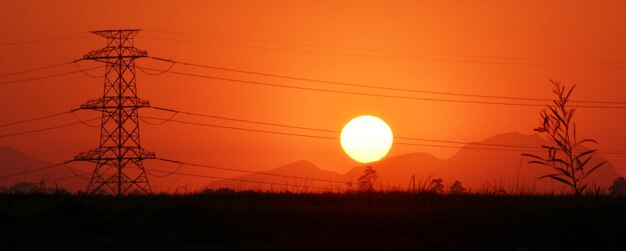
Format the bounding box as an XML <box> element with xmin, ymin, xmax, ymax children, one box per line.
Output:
<box><xmin>1</xmin><ymin>1</ymin><xmax>626</xmax><ymax>191</ymax></box>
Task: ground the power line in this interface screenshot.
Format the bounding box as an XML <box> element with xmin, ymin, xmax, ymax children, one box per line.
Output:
<box><xmin>140</xmin><ymin>111</ymin><xmax>178</xmax><ymax>126</ymax></box>
<box><xmin>137</xmin><ymin>66</ymin><xmax>626</xmax><ymax>109</ymax></box>
<box><xmin>0</xmin><ymin>66</ymin><xmax>103</xmax><ymax>86</ymax></box>
<box><xmin>141</xmin><ymin>115</ymin><xmax>337</xmax><ymax>140</ymax></box>
<box><xmin>62</xmin><ymin>164</ymin><xmax>91</xmax><ymax>180</ymax></box>
<box><xmin>147</xmin><ymin>106</ymin><xmax>542</xmax><ymax>149</ymax></box>
<box><xmin>142</xmin><ymin>111</ymin><xmax>626</xmax><ymax>154</ymax></box>
<box><xmin>0</xmin><ymin>111</ymin><xmax>72</xmax><ymax>127</ymax></box>
<box><xmin>0</xmin><ymin>61</ymin><xmax>75</xmax><ymax>78</ymax></box>
<box><xmin>0</xmin><ymin>32</ymin><xmax>90</xmax><ymax>47</ymax></box>
<box><xmin>137</xmin><ymin>66</ymin><xmax>542</xmax><ymax>107</ymax></box>
<box><xmin>70</xmin><ymin>111</ymin><xmax>101</xmax><ymax>127</ymax></box>
<box><xmin>396</xmin><ymin>137</ymin><xmax>538</xmax><ymax>150</ymax></box>
<box><xmin>0</xmin><ymin>108</ymin><xmax>97</xmax><ymax>129</ymax></box>
<box><xmin>157</xmin><ymin>158</ymin><xmax>349</xmax><ymax>184</ymax></box>
<box><xmin>30</xmin><ymin>164</ymin><xmax>93</xmax><ymax>183</ymax></box>
<box><xmin>140</xmin><ymin>36</ymin><xmax>626</xmax><ymax>69</ymax></box>
<box><xmin>72</xmin><ymin>60</ymin><xmax>104</xmax><ymax>78</ymax></box>
<box><xmin>0</xmin><ymin>117</ymin><xmax>99</xmax><ymax>138</ymax></box>
<box><xmin>153</xmin><ymin>158</ymin><xmax>405</xmax><ymax>191</ymax></box>
<box><xmin>145</xmin><ymin>29</ymin><xmax>626</xmax><ymax>66</ymax></box>
<box><xmin>47</xmin><ymin>173</ymin><xmax>90</xmax><ymax>183</ymax></box>
<box><xmin>149</xmin><ymin>56</ymin><xmax>626</xmax><ymax>105</ymax></box>
<box><xmin>0</xmin><ymin>160</ymin><xmax>73</xmax><ymax>179</ymax></box>
<box><xmin>53</xmin><ymin>164</ymin><xmax>118</xmax><ymax>183</ymax></box>
<box><xmin>149</xmin><ymin>106</ymin><xmax>335</xmax><ymax>133</ymax></box>
<box><xmin>137</xmin><ymin>61</ymin><xmax>176</xmax><ymax>76</ymax></box>
<box><xmin>143</xmin><ymin>167</ymin><xmax>337</xmax><ymax>192</ymax></box>
<box><xmin>146</xmin><ymin>162</ymin><xmax>185</xmax><ymax>178</ymax></box>
<box><xmin>140</xmin><ymin>115</ymin><xmax>550</xmax><ymax>153</ymax></box>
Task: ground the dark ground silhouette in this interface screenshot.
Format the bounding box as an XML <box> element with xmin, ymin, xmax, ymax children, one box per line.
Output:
<box><xmin>1</xmin><ymin>192</ymin><xmax>625</xmax><ymax>250</ymax></box>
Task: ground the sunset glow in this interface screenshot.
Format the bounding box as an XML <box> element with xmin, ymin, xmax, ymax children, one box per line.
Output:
<box><xmin>3</xmin><ymin>1</ymin><xmax>626</xmax><ymax>249</ymax></box>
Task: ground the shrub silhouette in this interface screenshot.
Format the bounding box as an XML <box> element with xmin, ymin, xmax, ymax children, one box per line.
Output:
<box><xmin>450</xmin><ymin>180</ymin><xmax>466</xmax><ymax>194</ymax></box>
<box><xmin>523</xmin><ymin>80</ymin><xmax>605</xmax><ymax>196</ymax></box>
<box><xmin>610</xmin><ymin>177</ymin><xmax>626</xmax><ymax>196</ymax></box>
<box><xmin>358</xmin><ymin>166</ymin><xmax>379</xmax><ymax>192</ymax></box>
<box><xmin>5</xmin><ymin>181</ymin><xmax>68</xmax><ymax>195</ymax></box>
<box><xmin>429</xmin><ymin>178</ymin><xmax>444</xmax><ymax>194</ymax></box>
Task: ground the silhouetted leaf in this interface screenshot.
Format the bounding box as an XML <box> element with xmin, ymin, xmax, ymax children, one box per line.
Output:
<box><xmin>574</xmin><ymin>149</ymin><xmax>596</xmax><ymax>160</ymax></box>
<box><xmin>522</xmin><ymin>153</ymin><xmax>545</xmax><ymax>160</ymax></box>
<box><xmin>567</xmin><ymin>108</ymin><xmax>576</xmax><ymax>124</ymax></box>
<box><xmin>584</xmin><ymin>161</ymin><xmax>606</xmax><ymax>178</ymax></box>
<box><xmin>578</xmin><ymin>156</ymin><xmax>591</xmax><ymax>171</ymax></box>
<box><xmin>565</xmin><ymin>84</ymin><xmax>576</xmax><ymax>102</ymax></box>
<box><xmin>528</xmin><ymin>160</ymin><xmax>550</xmax><ymax>167</ymax></box>
<box><xmin>573</xmin><ymin>122</ymin><xmax>577</xmax><ymax>143</ymax></box>
<box><xmin>539</xmin><ymin>174</ymin><xmax>573</xmax><ymax>186</ymax></box>
<box><xmin>575</xmin><ymin>138</ymin><xmax>598</xmax><ymax>146</ymax></box>
<box><xmin>550</xmin><ymin>158</ymin><xmax>568</xmax><ymax>166</ymax></box>
<box><xmin>554</xmin><ymin>167</ymin><xmax>573</xmax><ymax>178</ymax></box>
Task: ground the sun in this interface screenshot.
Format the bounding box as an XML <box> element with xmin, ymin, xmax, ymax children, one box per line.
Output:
<box><xmin>340</xmin><ymin>115</ymin><xmax>393</xmax><ymax>163</ymax></box>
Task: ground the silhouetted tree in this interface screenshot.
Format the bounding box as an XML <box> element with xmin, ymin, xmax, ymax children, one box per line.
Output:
<box><xmin>524</xmin><ymin>80</ymin><xmax>605</xmax><ymax>196</ymax></box>
<box><xmin>429</xmin><ymin>178</ymin><xmax>444</xmax><ymax>194</ymax></box>
<box><xmin>610</xmin><ymin>177</ymin><xmax>626</xmax><ymax>196</ymax></box>
<box><xmin>450</xmin><ymin>180</ymin><xmax>466</xmax><ymax>194</ymax></box>
<box><xmin>358</xmin><ymin>166</ymin><xmax>378</xmax><ymax>192</ymax></box>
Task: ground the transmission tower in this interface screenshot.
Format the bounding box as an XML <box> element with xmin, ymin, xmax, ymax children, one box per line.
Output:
<box><xmin>74</xmin><ymin>29</ymin><xmax>154</xmax><ymax>195</ymax></box>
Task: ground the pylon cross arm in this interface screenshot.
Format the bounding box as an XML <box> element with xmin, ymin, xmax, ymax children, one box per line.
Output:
<box><xmin>91</xmin><ymin>29</ymin><xmax>141</xmax><ymax>39</ymax></box>
<box><xmin>84</xmin><ymin>47</ymin><xmax>147</xmax><ymax>60</ymax></box>
<box><xmin>74</xmin><ymin>147</ymin><xmax>156</xmax><ymax>161</ymax></box>
<box><xmin>79</xmin><ymin>97</ymin><xmax>150</xmax><ymax>110</ymax></box>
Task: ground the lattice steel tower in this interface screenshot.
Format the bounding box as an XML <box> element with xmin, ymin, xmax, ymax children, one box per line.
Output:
<box><xmin>74</xmin><ymin>29</ymin><xmax>154</xmax><ymax>195</ymax></box>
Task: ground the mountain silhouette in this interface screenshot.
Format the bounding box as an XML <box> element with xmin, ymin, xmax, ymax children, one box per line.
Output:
<box><xmin>209</xmin><ymin>160</ymin><xmax>344</xmax><ymax>192</ymax></box>
<box><xmin>210</xmin><ymin>132</ymin><xmax>621</xmax><ymax>193</ymax></box>
<box><xmin>0</xmin><ymin>146</ymin><xmax>81</xmax><ymax>190</ymax></box>
<box><xmin>2</xmin><ymin>132</ymin><xmax>620</xmax><ymax>194</ymax></box>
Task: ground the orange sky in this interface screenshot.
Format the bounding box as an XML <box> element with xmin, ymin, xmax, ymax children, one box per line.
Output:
<box><xmin>2</xmin><ymin>0</ymin><xmax>626</xmax><ymax>191</ymax></box>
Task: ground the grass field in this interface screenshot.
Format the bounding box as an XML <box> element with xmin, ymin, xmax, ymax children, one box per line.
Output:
<box><xmin>1</xmin><ymin>191</ymin><xmax>625</xmax><ymax>250</ymax></box>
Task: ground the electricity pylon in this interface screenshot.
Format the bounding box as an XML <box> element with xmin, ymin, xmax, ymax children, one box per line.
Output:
<box><xmin>74</xmin><ymin>29</ymin><xmax>154</xmax><ymax>195</ymax></box>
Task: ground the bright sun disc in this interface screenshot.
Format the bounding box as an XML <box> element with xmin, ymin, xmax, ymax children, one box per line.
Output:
<box><xmin>340</xmin><ymin>115</ymin><xmax>393</xmax><ymax>163</ymax></box>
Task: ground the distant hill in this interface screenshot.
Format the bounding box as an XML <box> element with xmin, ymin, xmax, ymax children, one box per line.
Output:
<box><xmin>210</xmin><ymin>160</ymin><xmax>344</xmax><ymax>192</ymax></box>
<box><xmin>210</xmin><ymin>132</ymin><xmax>621</xmax><ymax>193</ymax></box>
<box><xmin>0</xmin><ymin>146</ymin><xmax>82</xmax><ymax>190</ymax></box>
<box><xmin>3</xmin><ymin>131</ymin><xmax>620</xmax><ymax>194</ymax></box>
<box><xmin>347</xmin><ymin>132</ymin><xmax>620</xmax><ymax>193</ymax></box>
